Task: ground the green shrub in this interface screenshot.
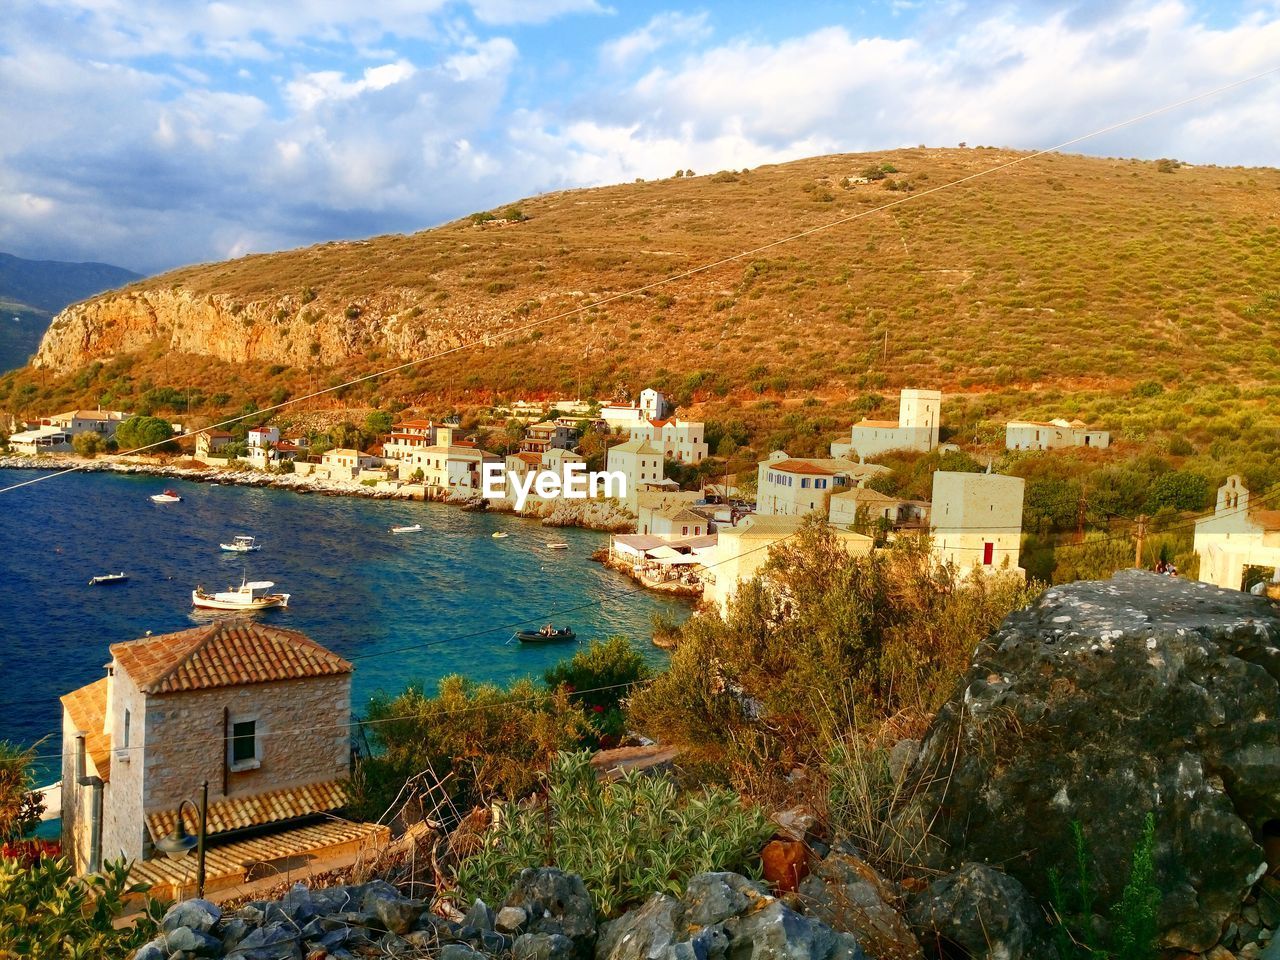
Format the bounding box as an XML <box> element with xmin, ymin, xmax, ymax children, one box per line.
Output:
<box><xmin>114</xmin><ymin>415</ymin><xmax>176</xmax><ymax>454</ymax></box>
<box><xmin>71</xmin><ymin>432</ymin><xmax>105</xmax><ymax>458</ymax></box>
<box><xmin>544</xmin><ymin>638</ymin><xmax>651</xmax><ymax>746</ymax></box>
<box><xmin>454</xmin><ymin>751</ymin><xmax>773</xmax><ymax>917</ymax></box>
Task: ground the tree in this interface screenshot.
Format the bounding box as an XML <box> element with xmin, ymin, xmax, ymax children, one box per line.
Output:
<box><xmin>364</xmin><ymin>410</ymin><xmax>394</xmax><ymax>437</ymax></box>
<box><xmin>113</xmin><ymin>416</ymin><xmax>175</xmax><ymax>454</ymax></box>
<box><xmin>0</xmin><ymin>741</ymin><xmax>43</xmax><ymax>842</ymax></box>
<box><xmin>72</xmin><ymin>432</ymin><xmax>105</xmax><ymax>458</ymax></box>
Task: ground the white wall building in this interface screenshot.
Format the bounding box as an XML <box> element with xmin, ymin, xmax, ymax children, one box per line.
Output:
<box><xmin>636</xmin><ymin>491</ymin><xmax>708</xmax><ymax>538</ymax></box>
<box><xmin>629</xmin><ymin>417</ymin><xmax>709</xmax><ymax>465</ymax></box>
<box><xmin>1194</xmin><ymin>476</ymin><xmax>1280</xmax><ymax>590</ymax></box>
<box><xmin>9</xmin><ymin>425</ymin><xmax>72</xmax><ymax>454</ymax></box>
<box><xmin>1005</xmin><ymin>418</ymin><xmax>1110</xmax><ymax>451</ymax></box>
<box><xmin>42</xmin><ymin>409</ymin><xmax>128</xmax><ymax>439</ymax></box>
<box><xmin>930</xmin><ymin>470</ymin><xmax>1025</xmax><ymax>575</ymax></box>
<box><xmin>606</xmin><ymin>438</ymin><xmax>665</xmax><ymax>512</ymax></box>
<box><xmin>397</xmin><ymin>426</ymin><xmax>500</xmax><ymax>493</ymax></box>
<box><xmin>755</xmin><ymin>452</ymin><xmax>888</xmax><ymax>517</ymax></box>
<box><xmin>831</xmin><ymin>388</ymin><xmax>941</xmax><ymax>460</ymax></box>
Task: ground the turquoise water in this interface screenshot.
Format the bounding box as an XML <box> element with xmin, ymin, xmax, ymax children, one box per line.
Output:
<box><xmin>0</xmin><ymin>470</ymin><xmax>687</xmax><ymax>775</ymax></box>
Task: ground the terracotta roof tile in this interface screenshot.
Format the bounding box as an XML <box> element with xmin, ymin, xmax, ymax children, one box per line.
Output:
<box><xmin>60</xmin><ymin>678</ymin><xmax>112</xmax><ymax>782</ymax></box>
<box><xmin>1253</xmin><ymin>509</ymin><xmax>1280</xmax><ymax>533</ymax></box>
<box><xmin>111</xmin><ymin>621</ymin><xmax>352</xmax><ymax>694</ymax></box>
<box><xmin>853</xmin><ymin>419</ymin><xmax>900</xmax><ymax>428</ymax></box>
<box><xmin>769</xmin><ymin>460</ymin><xmax>836</xmax><ymax>476</ymax></box>
<box><xmin>145</xmin><ymin>780</ymin><xmax>348</xmax><ymax>842</ymax></box>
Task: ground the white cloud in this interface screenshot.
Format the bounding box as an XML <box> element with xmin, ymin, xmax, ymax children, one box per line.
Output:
<box><xmin>285</xmin><ymin>61</ymin><xmax>418</xmax><ymax>111</ymax></box>
<box><xmin>600</xmin><ymin>11</ymin><xmax>711</xmax><ymax>69</ymax></box>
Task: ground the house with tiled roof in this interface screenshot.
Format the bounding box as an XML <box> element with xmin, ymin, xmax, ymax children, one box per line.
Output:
<box><xmin>831</xmin><ymin>389</ymin><xmax>941</xmax><ymax>460</ymax></box>
<box><xmin>628</xmin><ymin>416</ymin><xmax>709</xmax><ymax>465</ymax></box>
<box><xmin>59</xmin><ymin>621</ymin><xmax>385</xmax><ymax>899</ymax></box>
<box><xmin>755</xmin><ymin>451</ymin><xmax>889</xmax><ymax>517</ymax></box>
<box><xmin>41</xmin><ymin>408</ymin><xmax>129</xmax><ymax>438</ymax></box>
<box><xmin>606</xmin><ymin>437</ymin><xmax>666</xmax><ymax>511</ymax></box>
<box><xmin>1005</xmin><ymin>417</ymin><xmax>1110</xmax><ymax>451</ymax></box>
<box><xmin>1194</xmin><ymin>476</ymin><xmax>1280</xmax><ymax>591</ymax></box>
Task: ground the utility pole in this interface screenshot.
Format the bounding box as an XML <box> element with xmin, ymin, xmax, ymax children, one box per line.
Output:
<box><xmin>1075</xmin><ymin>495</ymin><xmax>1087</xmax><ymax>545</ymax></box>
<box><xmin>1133</xmin><ymin>514</ymin><xmax>1148</xmax><ymax>569</ymax></box>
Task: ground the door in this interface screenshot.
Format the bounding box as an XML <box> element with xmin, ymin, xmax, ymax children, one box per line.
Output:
<box><xmin>983</xmin><ymin>542</ymin><xmax>994</xmax><ymax>565</ymax></box>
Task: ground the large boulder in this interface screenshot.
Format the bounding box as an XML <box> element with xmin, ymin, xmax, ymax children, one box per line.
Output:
<box><xmin>504</xmin><ymin>867</ymin><xmax>598</xmax><ymax>959</ymax></box>
<box><xmin>797</xmin><ymin>852</ymin><xmax>922</xmax><ymax>960</ymax></box>
<box><xmin>899</xmin><ymin>570</ymin><xmax>1280</xmax><ymax>953</ymax></box>
<box><xmin>906</xmin><ymin>863</ymin><xmax>1051</xmax><ymax>960</ymax></box>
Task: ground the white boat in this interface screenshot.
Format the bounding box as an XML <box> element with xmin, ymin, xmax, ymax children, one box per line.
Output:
<box><xmin>151</xmin><ymin>489</ymin><xmax>182</xmax><ymax>503</ymax></box>
<box><xmin>492</xmin><ymin>531</ymin><xmax>509</xmax><ymax>539</ymax></box>
<box><xmin>89</xmin><ymin>572</ymin><xmax>128</xmax><ymax>586</ymax></box>
<box><xmin>545</xmin><ymin>542</ymin><xmax>569</xmax><ymax>551</ymax></box>
<box><xmin>192</xmin><ymin>577</ymin><xmax>289</xmax><ymax>611</ymax></box>
<box><xmin>390</xmin><ymin>524</ymin><xmax>423</xmax><ymax>534</ymax></box>
<box><xmin>220</xmin><ymin>535</ymin><xmax>261</xmax><ymax>552</ymax></box>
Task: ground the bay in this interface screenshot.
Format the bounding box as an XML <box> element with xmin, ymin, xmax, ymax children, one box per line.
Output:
<box><xmin>0</xmin><ymin>469</ymin><xmax>688</xmax><ymax>776</ymax></box>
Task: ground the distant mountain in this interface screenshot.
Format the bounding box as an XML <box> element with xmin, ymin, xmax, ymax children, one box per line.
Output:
<box><xmin>0</xmin><ymin>252</ymin><xmax>141</xmax><ymax>371</ymax></box>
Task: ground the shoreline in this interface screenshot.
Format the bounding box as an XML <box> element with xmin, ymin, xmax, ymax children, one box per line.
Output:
<box><xmin>0</xmin><ymin>453</ymin><xmax>638</xmax><ymax>533</ymax></box>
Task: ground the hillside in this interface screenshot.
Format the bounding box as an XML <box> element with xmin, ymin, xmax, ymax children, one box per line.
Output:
<box><xmin>0</xmin><ymin>252</ymin><xmax>141</xmax><ymax>372</ymax></box>
<box><xmin>4</xmin><ymin>149</ymin><xmax>1279</xmax><ymax>460</ymax></box>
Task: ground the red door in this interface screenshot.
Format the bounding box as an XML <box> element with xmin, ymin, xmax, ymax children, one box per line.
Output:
<box><xmin>983</xmin><ymin>542</ymin><xmax>994</xmax><ymax>565</ymax></box>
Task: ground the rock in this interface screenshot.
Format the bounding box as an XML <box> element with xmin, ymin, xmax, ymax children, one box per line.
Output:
<box><xmin>596</xmin><ymin>894</ymin><xmax>685</xmax><ymax>960</ymax></box>
<box><xmin>724</xmin><ymin>899</ymin><xmax>865</xmax><ymax>960</ymax></box>
<box><xmin>503</xmin><ymin>867</ymin><xmax>597</xmax><ymax>957</ymax></box>
<box><xmin>465</xmin><ymin>898</ymin><xmax>497</xmax><ymax>934</ymax></box>
<box><xmin>130</xmin><ymin>940</ymin><xmax>168</xmax><ymax>960</ymax></box>
<box><xmin>772</xmin><ymin>807</ymin><xmax>824</xmax><ymax>848</ymax></box>
<box><xmin>907</xmin><ymin>863</ymin><xmax>1050</xmax><ymax>960</ymax></box>
<box><xmin>684</xmin><ymin>872</ymin><xmax>768</xmax><ymax>927</ymax></box>
<box><xmin>162</xmin><ymin>899</ymin><xmax>222</xmax><ymax>934</ymax></box>
<box><xmin>797</xmin><ymin>853</ymin><xmax>922</xmax><ymax>960</ymax></box>
<box><xmin>497</xmin><ymin>905</ymin><xmax>530</xmax><ymax>934</ymax></box>
<box><xmin>164</xmin><ymin>925</ymin><xmax>222</xmax><ymax>957</ymax></box>
<box><xmin>371</xmin><ymin>895</ymin><xmax>427</xmax><ymax>936</ymax></box>
<box><xmin>442</xmin><ymin>944</ymin><xmax>489</xmax><ymax>960</ymax></box>
<box><xmin>762</xmin><ymin>839</ymin><xmax>810</xmax><ymax>893</ymax></box>
<box><xmin>226</xmin><ymin>921</ymin><xmax>303</xmax><ymax>960</ymax></box>
<box><xmin>898</xmin><ymin>571</ymin><xmax>1280</xmax><ymax>953</ymax></box>
<box><xmin>515</xmin><ymin>932</ymin><xmax>578</xmax><ymax>960</ymax></box>
<box><xmin>280</xmin><ymin>883</ymin><xmax>317</xmax><ymax>925</ymax></box>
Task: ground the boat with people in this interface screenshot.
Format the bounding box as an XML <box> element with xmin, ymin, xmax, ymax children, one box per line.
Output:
<box><xmin>89</xmin><ymin>572</ymin><xmax>128</xmax><ymax>586</ymax></box>
<box><xmin>514</xmin><ymin>625</ymin><xmax>576</xmax><ymax>643</ymax></box>
<box><xmin>150</xmin><ymin>490</ymin><xmax>182</xmax><ymax>503</ymax></box>
<box><xmin>390</xmin><ymin>524</ymin><xmax>423</xmax><ymax>534</ymax></box>
<box><xmin>192</xmin><ymin>577</ymin><xmax>290</xmax><ymax>611</ymax></box>
<box><xmin>220</xmin><ymin>535</ymin><xmax>261</xmax><ymax>552</ymax></box>
<box><xmin>492</xmin><ymin>531</ymin><xmax>509</xmax><ymax>539</ymax></box>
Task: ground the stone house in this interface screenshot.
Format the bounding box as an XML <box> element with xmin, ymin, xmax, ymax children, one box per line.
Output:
<box><xmin>520</xmin><ymin>421</ymin><xmax>576</xmax><ymax>454</ymax></box>
<box><xmin>930</xmin><ymin>470</ymin><xmax>1025</xmax><ymax>575</ymax></box>
<box><xmin>606</xmin><ymin>438</ymin><xmax>665</xmax><ymax>511</ymax></box>
<box><xmin>828</xmin><ymin>485</ymin><xmax>930</xmax><ymax>532</ymax></box>
<box><xmin>636</xmin><ymin>491</ymin><xmax>709</xmax><ymax>538</ymax></box>
<box><xmin>42</xmin><ymin>409</ymin><xmax>129</xmax><ymax>439</ymax></box>
<box><xmin>628</xmin><ymin>417</ymin><xmax>709</xmax><ymax>465</ymax></box>
<box><xmin>1194</xmin><ymin>476</ymin><xmax>1280</xmax><ymax>590</ymax></box>
<box><xmin>831</xmin><ymin>389</ymin><xmax>941</xmax><ymax>460</ymax></box>
<box><xmin>755</xmin><ymin>452</ymin><xmax>888</xmax><ymax>517</ymax></box>
<box><xmin>59</xmin><ymin>621</ymin><xmax>385</xmax><ymax>898</ymax></box>
<box><xmin>193</xmin><ymin>430</ymin><xmax>234</xmax><ymax>458</ymax></box>
<box><xmin>1005</xmin><ymin>418</ymin><xmax>1110</xmax><ymax>451</ymax></box>
<box><xmin>318</xmin><ymin>448</ymin><xmax>382</xmax><ymax>481</ymax></box>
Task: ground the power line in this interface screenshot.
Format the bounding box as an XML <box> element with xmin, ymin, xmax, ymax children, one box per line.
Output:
<box><xmin>4</xmin><ymin>61</ymin><xmax>1278</xmax><ymax>498</ymax></box>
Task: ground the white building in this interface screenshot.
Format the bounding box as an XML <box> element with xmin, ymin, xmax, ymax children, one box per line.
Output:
<box><xmin>382</xmin><ymin>420</ymin><xmax>438</xmax><ymax>468</ymax></box>
<box><xmin>606</xmin><ymin>438</ymin><xmax>666</xmax><ymax>512</ymax></box>
<box><xmin>398</xmin><ymin>426</ymin><xmax>500</xmax><ymax>493</ymax></box>
<box><xmin>755</xmin><ymin>452</ymin><xmax>888</xmax><ymax>517</ymax></box>
<box><xmin>247</xmin><ymin>426</ymin><xmax>280</xmax><ymax>449</ymax></box>
<box><xmin>8</xmin><ymin>425</ymin><xmax>72</xmax><ymax>454</ymax></box>
<box><xmin>629</xmin><ymin>417</ymin><xmax>709</xmax><ymax>465</ymax></box>
<box><xmin>828</xmin><ymin>485</ymin><xmax>929</xmax><ymax>531</ymax></box>
<box><xmin>1005</xmin><ymin>418</ymin><xmax>1110</xmax><ymax>451</ymax></box>
<box><xmin>704</xmin><ymin>515</ymin><xmax>873</xmax><ymax>613</ymax></box>
<box><xmin>831</xmin><ymin>389</ymin><xmax>941</xmax><ymax>460</ymax></box>
<box><xmin>601</xmin><ymin>388</ymin><xmax>670</xmax><ymax>429</ymax></box>
<box><xmin>639</xmin><ymin>388</ymin><xmax>670</xmax><ymax>420</ymax></box>
<box><xmin>636</xmin><ymin>491</ymin><xmax>709</xmax><ymax>538</ymax></box>
<box><xmin>316</xmin><ymin>448</ymin><xmax>383</xmax><ymax>481</ymax></box>
<box><xmin>42</xmin><ymin>409</ymin><xmax>128</xmax><ymax>439</ymax></box>
<box><xmin>1194</xmin><ymin>476</ymin><xmax>1280</xmax><ymax>591</ymax></box>
<box><xmin>930</xmin><ymin>470</ymin><xmax>1025</xmax><ymax>575</ymax></box>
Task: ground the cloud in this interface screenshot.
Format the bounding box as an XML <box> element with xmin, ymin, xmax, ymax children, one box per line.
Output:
<box><xmin>600</xmin><ymin>11</ymin><xmax>711</xmax><ymax>69</ymax></box>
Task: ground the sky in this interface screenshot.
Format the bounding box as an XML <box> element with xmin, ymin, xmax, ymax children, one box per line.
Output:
<box><xmin>2</xmin><ymin>0</ymin><xmax>1278</xmax><ymax>275</ymax></box>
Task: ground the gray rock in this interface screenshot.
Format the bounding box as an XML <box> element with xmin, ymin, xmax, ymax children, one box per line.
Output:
<box><xmin>279</xmin><ymin>883</ymin><xmax>316</xmax><ymax>925</ymax></box>
<box><xmin>497</xmin><ymin>905</ymin><xmax>530</xmax><ymax>934</ymax></box>
<box><xmin>797</xmin><ymin>853</ymin><xmax>921</xmax><ymax>960</ymax></box>
<box><xmin>515</xmin><ymin>932</ymin><xmax>578</xmax><ymax>960</ymax></box>
<box><xmin>162</xmin><ymin>899</ymin><xmax>222</xmax><ymax>934</ymax></box>
<box><xmin>724</xmin><ymin>899</ymin><xmax>866</xmax><ymax>960</ymax></box>
<box><xmin>130</xmin><ymin>939</ymin><xmax>168</xmax><ymax>960</ymax></box>
<box><xmin>163</xmin><ymin>925</ymin><xmax>222</xmax><ymax>957</ymax></box>
<box><xmin>899</xmin><ymin>571</ymin><xmax>1280</xmax><ymax>953</ymax></box>
<box><xmin>225</xmin><ymin>921</ymin><xmax>302</xmax><ymax>960</ymax></box>
<box><xmin>219</xmin><ymin>917</ymin><xmax>251</xmax><ymax>952</ymax></box>
<box><xmin>441</xmin><ymin>943</ymin><xmax>488</xmax><ymax>960</ymax></box>
<box><xmin>466</xmin><ymin>898</ymin><xmax>496</xmax><ymax>933</ymax></box>
<box><xmin>504</xmin><ymin>867</ymin><xmax>597</xmax><ymax>957</ymax></box>
<box><xmin>684</xmin><ymin>872</ymin><xmax>767</xmax><ymax>927</ymax></box>
<box><xmin>907</xmin><ymin>863</ymin><xmax>1050</xmax><ymax>960</ymax></box>
<box><xmin>372</xmin><ymin>895</ymin><xmax>427</xmax><ymax>935</ymax></box>
<box><xmin>596</xmin><ymin>894</ymin><xmax>685</xmax><ymax>960</ymax></box>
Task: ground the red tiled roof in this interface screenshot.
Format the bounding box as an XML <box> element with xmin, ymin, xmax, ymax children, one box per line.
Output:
<box><xmin>146</xmin><ymin>780</ymin><xmax>348</xmax><ymax>841</ymax></box>
<box><xmin>1254</xmin><ymin>510</ymin><xmax>1280</xmax><ymax>532</ymax></box>
<box><xmin>111</xmin><ymin>621</ymin><xmax>352</xmax><ymax>694</ymax></box>
<box><xmin>853</xmin><ymin>419</ymin><xmax>900</xmax><ymax>428</ymax></box>
<box><xmin>769</xmin><ymin>460</ymin><xmax>836</xmax><ymax>476</ymax></box>
<box><xmin>395</xmin><ymin>419</ymin><xmax>435</xmax><ymax>430</ymax></box>
<box><xmin>60</xmin><ymin>678</ymin><xmax>112</xmax><ymax>782</ymax></box>
<box><xmin>513</xmin><ymin>452</ymin><xmax>542</xmax><ymax>465</ymax></box>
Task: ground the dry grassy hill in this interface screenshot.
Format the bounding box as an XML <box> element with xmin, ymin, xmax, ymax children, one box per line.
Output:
<box><xmin>3</xmin><ymin>147</ymin><xmax>1279</xmax><ymax>470</ymax></box>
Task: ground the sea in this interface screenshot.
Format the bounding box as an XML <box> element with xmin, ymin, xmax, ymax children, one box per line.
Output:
<box><xmin>0</xmin><ymin>469</ymin><xmax>689</xmax><ymax>783</ymax></box>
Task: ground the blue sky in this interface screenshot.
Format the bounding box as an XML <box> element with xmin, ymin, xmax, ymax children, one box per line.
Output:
<box><xmin>2</xmin><ymin>0</ymin><xmax>1278</xmax><ymax>274</ymax></box>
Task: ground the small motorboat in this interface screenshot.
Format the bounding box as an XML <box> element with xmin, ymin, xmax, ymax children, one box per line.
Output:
<box><xmin>89</xmin><ymin>572</ymin><xmax>128</xmax><ymax>586</ymax></box>
<box><xmin>491</xmin><ymin>531</ymin><xmax>509</xmax><ymax>539</ymax></box>
<box><xmin>514</xmin><ymin>626</ymin><xmax>576</xmax><ymax>643</ymax></box>
<box><xmin>545</xmin><ymin>542</ymin><xmax>569</xmax><ymax>551</ymax></box>
<box><xmin>192</xmin><ymin>577</ymin><xmax>289</xmax><ymax>611</ymax></box>
<box><xmin>151</xmin><ymin>490</ymin><xmax>182</xmax><ymax>503</ymax></box>
<box><xmin>220</xmin><ymin>535</ymin><xmax>261</xmax><ymax>552</ymax></box>
<box><xmin>391</xmin><ymin>524</ymin><xmax>423</xmax><ymax>534</ymax></box>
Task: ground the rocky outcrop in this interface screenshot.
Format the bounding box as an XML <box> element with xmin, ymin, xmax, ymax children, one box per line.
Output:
<box><xmin>899</xmin><ymin>570</ymin><xmax>1280</xmax><ymax>954</ymax></box>
<box><xmin>906</xmin><ymin>864</ymin><xmax>1051</xmax><ymax>960</ymax></box>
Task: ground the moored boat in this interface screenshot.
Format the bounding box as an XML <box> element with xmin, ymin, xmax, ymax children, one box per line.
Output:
<box><xmin>390</xmin><ymin>524</ymin><xmax>423</xmax><ymax>534</ymax></box>
<box><xmin>545</xmin><ymin>541</ymin><xmax>569</xmax><ymax>550</ymax></box>
<box><xmin>220</xmin><ymin>535</ymin><xmax>261</xmax><ymax>552</ymax></box>
<box><xmin>491</xmin><ymin>531</ymin><xmax>509</xmax><ymax>539</ymax></box>
<box><xmin>192</xmin><ymin>577</ymin><xmax>289</xmax><ymax>611</ymax></box>
<box><xmin>151</xmin><ymin>489</ymin><xmax>182</xmax><ymax>503</ymax></box>
<box><xmin>89</xmin><ymin>572</ymin><xmax>128</xmax><ymax>586</ymax></box>
<box><xmin>514</xmin><ymin>626</ymin><xmax>576</xmax><ymax>643</ymax></box>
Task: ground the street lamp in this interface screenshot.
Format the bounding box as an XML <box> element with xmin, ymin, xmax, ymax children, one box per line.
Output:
<box><xmin>154</xmin><ymin>780</ymin><xmax>209</xmax><ymax>899</ymax></box>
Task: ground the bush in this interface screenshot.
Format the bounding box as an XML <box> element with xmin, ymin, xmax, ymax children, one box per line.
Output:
<box><xmin>544</xmin><ymin>637</ymin><xmax>651</xmax><ymax>746</ymax></box>
<box><xmin>113</xmin><ymin>415</ymin><xmax>175</xmax><ymax>454</ymax></box>
<box><xmin>0</xmin><ymin>856</ymin><xmax>163</xmax><ymax>958</ymax></box>
<box><xmin>72</xmin><ymin>432</ymin><xmax>105</xmax><ymax>458</ymax></box>
<box><xmin>454</xmin><ymin>751</ymin><xmax>773</xmax><ymax>917</ymax></box>
<box><xmin>0</xmin><ymin>742</ymin><xmax>43</xmax><ymax>841</ymax></box>
<box><xmin>1143</xmin><ymin>470</ymin><xmax>1209</xmax><ymax>513</ymax></box>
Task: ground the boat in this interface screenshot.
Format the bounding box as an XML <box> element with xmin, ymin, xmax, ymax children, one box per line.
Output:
<box><xmin>492</xmin><ymin>531</ymin><xmax>509</xmax><ymax>539</ymax></box>
<box><xmin>89</xmin><ymin>572</ymin><xmax>128</xmax><ymax>586</ymax></box>
<box><xmin>391</xmin><ymin>524</ymin><xmax>423</xmax><ymax>534</ymax></box>
<box><xmin>514</xmin><ymin>626</ymin><xmax>576</xmax><ymax>643</ymax></box>
<box><xmin>545</xmin><ymin>542</ymin><xmax>569</xmax><ymax>551</ymax></box>
<box><xmin>192</xmin><ymin>577</ymin><xmax>290</xmax><ymax>611</ymax></box>
<box><xmin>220</xmin><ymin>535</ymin><xmax>261</xmax><ymax>552</ymax></box>
<box><xmin>151</xmin><ymin>490</ymin><xmax>182</xmax><ymax>503</ymax></box>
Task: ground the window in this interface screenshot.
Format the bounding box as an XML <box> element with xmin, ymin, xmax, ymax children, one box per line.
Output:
<box><xmin>229</xmin><ymin>718</ymin><xmax>260</xmax><ymax>770</ymax></box>
<box><xmin>801</xmin><ymin>478</ymin><xmax>811</xmax><ymax>489</ymax></box>
<box><xmin>122</xmin><ymin>709</ymin><xmax>131</xmax><ymax>748</ymax></box>
<box><xmin>682</xmin><ymin>525</ymin><xmax>689</xmax><ymax>535</ymax></box>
